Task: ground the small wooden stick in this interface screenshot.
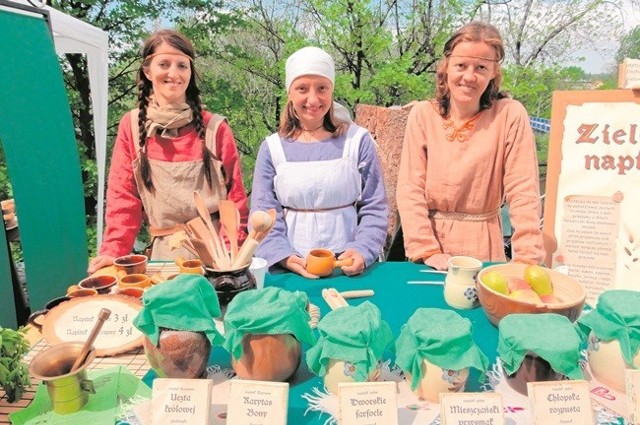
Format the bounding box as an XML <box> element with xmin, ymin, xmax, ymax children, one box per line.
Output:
<box><xmin>70</xmin><ymin>308</ymin><xmax>111</xmax><ymax>372</ymax></box>
<box><xmin>340</xmin><ymin>289</ymin><xmax>374</xmax><ymax>299</ymax></box>
<box><xmin>322</xmin><ymin>288</ymin><xmax>349</xmax><ymax>310</ymax></box>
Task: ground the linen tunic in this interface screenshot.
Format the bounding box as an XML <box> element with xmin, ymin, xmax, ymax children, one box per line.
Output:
<box><xmin>250</xmin><ymin>127</ymin><xmax>388</xmax><ymax>269</ymax></box>
<box><xmin>100</xmin><ymin>111</ymin><xmax>249</xmax><ymax>258</ymax></box>
<box><xmin>396</xmin><ymin>98</ymin><xmax>544</xmax><ymax>264</ymax></box>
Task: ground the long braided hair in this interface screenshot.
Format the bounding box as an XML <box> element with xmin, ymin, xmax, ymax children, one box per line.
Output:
<box><xmin>435</xmin><ymin>21</ymin><xmax>508</xmax><ymax>118</ymax></box>
<box><xmin>136</xmin><ymin>29</ymin><xmax>217</xmax><ymax>192</ymax></box>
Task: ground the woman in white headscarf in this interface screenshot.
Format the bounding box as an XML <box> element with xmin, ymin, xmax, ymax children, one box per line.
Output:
<box><xmin>250</xmin><ymin>46</ymin><xmax>388</xmax><ymax>279</ymax></box>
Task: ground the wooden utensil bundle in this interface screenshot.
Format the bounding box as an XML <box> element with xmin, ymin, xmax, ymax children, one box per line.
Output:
<box><xmin>171</xmin><ymin>191</ymin><xmax>276</xmax><ymax>271</ymax></box>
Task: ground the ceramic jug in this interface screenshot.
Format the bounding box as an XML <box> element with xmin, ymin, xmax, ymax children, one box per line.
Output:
<box><xmin>444</xmin><ymin>256</ymin><xmax>482</xmax><ymax>309</ymax></box>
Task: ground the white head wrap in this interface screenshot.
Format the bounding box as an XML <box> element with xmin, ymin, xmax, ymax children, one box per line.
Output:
<box><xmin>285</xmin><ymin>46</ymin><xmax>335</xmax><ymax>91</ymax></box>
<box><xmin>285</xmin><ymin>46</ymin><xmax>353</xmax><ymax>123</ymax></box>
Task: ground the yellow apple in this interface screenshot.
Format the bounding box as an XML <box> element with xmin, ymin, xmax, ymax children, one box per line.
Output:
<box><xmin>510</xmin><ymin>289</ymin><xmax>542</xmax><ymax>304</ymax></box>
<box><xmin>524</xmin><ymin>265</ymin><xmax>553</xmax><ymax>296</ymax></box>
<box><xmin>481</xmin><ymin>270</ymin><xmax>509</xmax><ymax>295</ymax></box>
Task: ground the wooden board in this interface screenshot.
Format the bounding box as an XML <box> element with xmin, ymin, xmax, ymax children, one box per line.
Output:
<box><xmin>40</xmin><ymin>294</ymin><xmax>144</xmax><ymax>356</ymax></box>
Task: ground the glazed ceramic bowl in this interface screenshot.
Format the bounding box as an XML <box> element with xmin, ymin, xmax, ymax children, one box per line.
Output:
<box><xmin>404</xmin><ymin>359</ymin><xmax>469</xmax><ymax>403</ymax></box>
<box><xmin>476</xmin><ymin>263</ymin><xmax>586</xmax><ymax>326</ymax></box>
<box><xmin>587</xmin><ymin>332</ymin><xmax>640</xmax><ymax>392</ymax></box>
<box><xmin>323</xmin><ymin>359</ymin><xmax>381</xmax><ymax>394</ymax></box>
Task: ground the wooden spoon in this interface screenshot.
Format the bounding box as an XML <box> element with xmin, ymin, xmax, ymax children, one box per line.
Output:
<box><xmin>193</xmin><ymin>191</ymin><xmax>229</xmax><ymax>269</ymax></box>
<box><xmin>70</xmin><ymin>308</ymin><xmax>111</xmax><ymax>373</ymax></box>
<box><xmin>219</xmin><ymin>200</ymin><xmax>239</xmax><ymax>259</ymax></box>
<box><xmin>249</xmin><ymin>210</ymin><xmax>273</xmax><ymax>240</ymax></box>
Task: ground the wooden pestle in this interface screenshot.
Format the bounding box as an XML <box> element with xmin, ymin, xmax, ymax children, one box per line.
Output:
<box><xmin>70</xmin><ymin>308</ymin><xmax>111</xmax><ymax>373</ymax></box>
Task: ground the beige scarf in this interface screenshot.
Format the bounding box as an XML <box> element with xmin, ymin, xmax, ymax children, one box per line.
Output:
<box><xmin>145</xmin><ymin>98</ymin><xmax>193</xmax><ymax>139</ymax></box>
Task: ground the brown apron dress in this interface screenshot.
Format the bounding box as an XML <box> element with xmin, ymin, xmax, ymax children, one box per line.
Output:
<box><xmin>129</xmin><ymin>109</ymin><xmax>228</xmax><ymax>260</ymax></box>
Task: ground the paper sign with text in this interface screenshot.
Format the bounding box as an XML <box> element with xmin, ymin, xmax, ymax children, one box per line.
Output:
<box><xmin>152</xmin><ymin>378</ymin><xmax>212</xmax><ymax>425</ymax></box>
<box><xmin>439</xmin><ymin>392</ymin><xmax>505</xmax><ymax>425</ymax></box>
<box><xmin>627</xmin><ymin>369</ymin><xmax>640</xmax><ymax>425</ymax></box>
<box><xmin>338</xmin><ymin>381</ymin><xmax>398</xmax><ymax>425</ymax></box>
<box><xmin>527</xmin><ymin>380</ymin><xmax>594</xmax><ymax>424</ymax></box>
<box><xmin>226</xmin><ymin>380</ymin><xmax>288</xmax><ymax>425</ymax></box>
<box><xmin>543</xmin><ymin>90</ymin><xmax>640</xmax><ymax>303</ymax></box>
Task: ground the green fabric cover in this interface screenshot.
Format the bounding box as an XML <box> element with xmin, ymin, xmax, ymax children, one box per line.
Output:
<box><xmin>222</xmin><ymin>287</ymin><xmax>316</xmax><ymax>360</ymax></box>
<box><xmin>133</xmin><ymin>274</ymin><xmax>223</xmax><ymax>346</ymax></box>
<box><xmin>497</xmin><ymin>313</ymin><xmax>583</xmax><ymax>379</ymax></box>
<box><xmin>577</xmin><ymin>289</ymin><xmax>640</xmax><ymax>366</ymax></box>
<box><xmin>395</xmin><ymin>308</ymin><xmax>489</xmax><ymax>390</ymax></box>
<box><xmin>306</xmin><ymin>301</ymin><xmax>393</xmax><ymax>381</ymax></box>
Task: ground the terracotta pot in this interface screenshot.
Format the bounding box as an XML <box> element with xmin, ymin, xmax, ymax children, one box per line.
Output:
<box><xmin>504</xmin><ymin>353</ymin><xmax>565</xmax><ymax>395</ymax></box>
<box><xmin>587</xmin><ymin>332</ymin><xmax>640</xmax><ymax>392</ymax></box>
<box><xmin>204</xmin><ymin>264</ymin><xmax>256</xmax><ymax>306</ymax></box>
<box><xmin>143</xmin><ymin>329</ymin><xmax>211</xmax><ymax>378</ymax></box>
<box><xmin>231</xmin><ymin>334</ymin><xmax>301</xmax><ymax>382</ymax></box>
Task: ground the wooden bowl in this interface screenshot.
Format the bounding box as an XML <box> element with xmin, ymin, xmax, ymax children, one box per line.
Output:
<box><xmin>476</xmin><ymin>263</ymin><xmax>586</xmax><ymax>326</ymax></box>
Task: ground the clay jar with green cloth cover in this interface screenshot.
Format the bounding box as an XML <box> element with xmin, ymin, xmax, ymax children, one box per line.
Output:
<box><xmin>498</xmin><ymin>313</ymin><xmax>583</xmax><ymax>395</ymax></box>
<box><xmin>306</xmin><ymin>301</ymin><xmax>393</xmax><ymax>394</ymax></box>
<box><xmin>577</xmin><ymin>289</ymin><xmax>640</xmax><ymax>392</ymax></box>
<box><xmin>395</xmin><ymin>308</ymin><xmax>489</xmax><ymax>403</ymax></box>
<box><xmin>133</xmin><ymin>274</ymin><xmax>224</xmax><ymax>378</ymax></box>
<box><xmin>223</xmin><ymin>287</ymin><xmax>315</xmax><ymax>382</ymax></box>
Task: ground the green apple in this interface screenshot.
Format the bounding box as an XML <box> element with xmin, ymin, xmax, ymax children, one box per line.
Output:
<box><xmin>524</xmin><ymin>265</ymin><xmax>553</xmax><ymax>296</ymax></box>
<box><xmin>481</xmin><ymin>270</ymin><xmax>509</xmax><ymax>295</ymax></box>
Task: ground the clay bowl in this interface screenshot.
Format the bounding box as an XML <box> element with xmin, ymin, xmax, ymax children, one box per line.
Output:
<box><xmin>231</xmin><ymin>334</ymin><xmax>301</xmax><ymax>382</ymax></box>
<box><xmin>476</xmin><ymin>263</ymin><xmax>586</xmax><ymax>326</ymax></box>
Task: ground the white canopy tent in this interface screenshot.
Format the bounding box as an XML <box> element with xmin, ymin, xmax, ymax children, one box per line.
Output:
<box><xmin>8</xmin><ymin>0</ymin><xmax>109</xmax><ymax>246</ymax></box>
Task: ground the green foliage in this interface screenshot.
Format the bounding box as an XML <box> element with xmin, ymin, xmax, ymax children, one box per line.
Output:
<box><xmin>0</xmin><ymin>326</ymin><xmax>31</xmax><ymax>403</ymax></box>
<box><xmin>616</xmin><ymin>25</ymin><xmax>640</xmax><ymax>63</ymax></box>
<box><xmin>9</xmin><ymin>0</ymin><xmax>623</xmax><ymax>261</ymax></box>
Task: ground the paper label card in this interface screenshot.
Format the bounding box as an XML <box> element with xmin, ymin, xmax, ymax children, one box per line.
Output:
<box><xmin>151</xmin><ymin>378</ymin><xmax>212</xmax><ymax>425</ymax></box>
<box><xmin>621</xmin><ymin>58</ymin><xmax>640</xmax><ymax>89</ymax></box>
<box><xmin>626</xmin><ymin>369</ymin><xmax>640</xmax><ymax>425</ymax></box>
<box><xmin>439</xmin><ymin>392</ymin><xmax>505</xmax><ymax>425</ymax></box>
<box><xmin>226</xmin><ymin>380</ymin><xmax>288</xmax><ymax>425</ymax></box>
<box><xmin>527</xmin><ymin>380</ymin><xmax>594</xmax><ymax>424</ymax></box>
<box><xmin>338</xmin><ymin>381</ymin><xmax>398</xmax><ymax>425</ymax></box>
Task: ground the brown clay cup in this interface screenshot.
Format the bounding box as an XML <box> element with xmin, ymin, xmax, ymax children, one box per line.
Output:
<box><xmin>66</xmin><ymin>286</ymin><xmax>98</xmax><ymax>298</ymax></box>
<box><xmin>305</xmin><ymin>248</ymin><xmax>354</xmax><ymax>277</ymax></box>
<box><xmin>176</xmin><ymin>257</ymin><xmax>204</xmax><ymax>275</ymax></box>
<box><xmin>78</xmin><ymin>275</ymin><xmax>117</xmax><ymax>294</ymax></box>
<box><xmin>117</xmin><ymin>287</ymin><xmax>145</xmax><ymax>301</ymax></box>
<box><xmin>114</xmin><ymin>254</ymin><xmax>148</xmax><ymax>275</ymax></box>
<box><xmin>118</xmin><ymin>273</ymin><xmax>151</xmax><ymax>290</ymax></box>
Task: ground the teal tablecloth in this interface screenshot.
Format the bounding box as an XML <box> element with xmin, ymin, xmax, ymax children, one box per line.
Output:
<box><xmin>145</xmin><ymin>262</ymin><xmax>499</xmax><ymax>424</ymax></box>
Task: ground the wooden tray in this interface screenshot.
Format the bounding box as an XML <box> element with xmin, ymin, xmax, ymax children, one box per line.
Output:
<box><xmin>40</xmin><ymin>294</ymin><xmax>144</xmax><ymax>356</ymax></box>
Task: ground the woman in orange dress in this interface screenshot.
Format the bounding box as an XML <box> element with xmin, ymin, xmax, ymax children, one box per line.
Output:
<box><xmin>397</xmin><ymin>21</ymin><xmax>544</xmax><ymax>270</ymax></box>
